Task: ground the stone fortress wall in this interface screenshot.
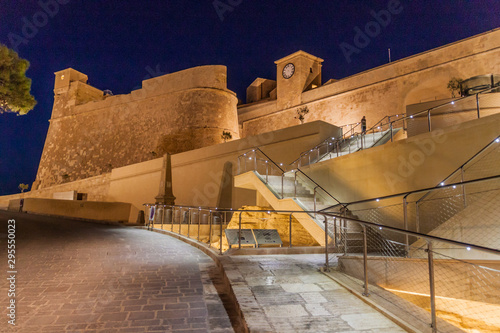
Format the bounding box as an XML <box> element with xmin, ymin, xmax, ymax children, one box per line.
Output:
<box><xmin>33</xmin><ymin>65</ymin><xmax>239</xmax><ymax>189</ymax></box>
<box><xmin>238</xmin><ymin>28</ymin><xmax>500</xmax><ymax>137</ymax></box>
<box><xmin>22</xmin><ymin>28</ymin><xmax>500</xmax><ymax>204</ymax></box>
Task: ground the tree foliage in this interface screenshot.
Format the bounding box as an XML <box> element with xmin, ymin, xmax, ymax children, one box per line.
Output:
<box><xmin>295</xmin><ymin>106</ymin><xmax>309</xmax><ymax>124</ymax></box>
<box><xmin>221</xmin><ymin>130</ymin><xmax>232</xmax><ymax>142</ymax></box>
<box><xmin>447</xmin><ymin>77</ymin><xmax>463</xmax><ymax>98</ymax></box>
<box><xmin>0</xmin><ymin>44</ymin><xmax>37</xmax><ymax>115</ymax></box>
<box><xmin>18</xmin><ymin>183</ymin><xmax>29</xmax><ymax>193</ymax></box>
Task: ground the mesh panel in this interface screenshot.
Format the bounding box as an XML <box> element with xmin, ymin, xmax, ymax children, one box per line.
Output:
<box><xmin>334</xmin><ymin>221</ymin><xmax>500</xmax><ymax>332</ymax></box>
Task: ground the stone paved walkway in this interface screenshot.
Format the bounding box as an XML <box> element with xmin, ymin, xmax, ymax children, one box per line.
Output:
<box><xmin>0</xmin><ymin>211</ymin><xmax>234</xmax><ymax>332</ymax></box>
<box><xmin>219</xmin><ymin>254</ymin><xmax>407</xmax><ymax>332</ymax></box>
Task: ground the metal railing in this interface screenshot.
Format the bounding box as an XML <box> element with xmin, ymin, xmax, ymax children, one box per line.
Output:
<box><xmin>323</xmin><ymin>212</ymin><xmax>500</xmax><ymax>333</ymax></box>
<box><xmin>237</xmin><ymin>147</ymin><xmax>341</xmax><ymax>210</ymax></box>
<box><xmin>287</xmin><ymin>87</ymin><xmax>500</xmax><ymax>171</ymax></box>
<box><xmin>142</xmin><ymin>202</ymin><xmax>500</xmax><ymax>332</ymax></box>
<box><xmin>395</xmin><ymin>86</ymin><xmax>500</xmax><ymax>138</ymax></box>
<box><xmin>320</xmin><ymin>135</ymin><xmax>500</xmax><ymax>250</ymax></box>
<box><xmin>288</xmin><ymin>113</ymin><xmax>405</xmax><ymax>169</ymax></box>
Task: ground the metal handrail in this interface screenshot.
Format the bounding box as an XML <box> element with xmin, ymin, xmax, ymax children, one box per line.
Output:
<box><xmin>415</xmin><ymin>135</ymin><xmax>500</xmax><ymax>205</ymax></box>
<box><xmin>389</xmin><ymin>86</ymin><xmax>500</xmax><ymax>134</ymax></box>
<box><xmin>143</xmin><ymin>203</ymin><xmax>500</xmax><ymax>255</ymax></box>
<box><xmin>295</xmin><ymin>168</ymin><xmax>341</xmax><ymax>205</ymax></box>
<box><xmin>288</xmin><ymin>113</ymin><xmax>405</xmax><ymax>168</ymax></box>
<box><xmin>237</xmin><ymin>147</ymin><xmax>341</xmax><ymax>205</ymax></box>
<box><xmin>319</xmin><ymin>174</ymin><xmax>500</xmax><ymax>212</ymax></box>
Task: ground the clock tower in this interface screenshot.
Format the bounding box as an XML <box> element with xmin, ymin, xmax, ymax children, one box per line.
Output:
<box><xmin>275</xmin><ymin>51</ymin><xmax>324</xmax><ymax>110</ymax></box>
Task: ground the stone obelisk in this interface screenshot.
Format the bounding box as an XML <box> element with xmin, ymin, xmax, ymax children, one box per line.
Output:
<box><xmin>155</xmin><ymin>153</ymin><xmax>176</xmax><ymax>205</ymax></box>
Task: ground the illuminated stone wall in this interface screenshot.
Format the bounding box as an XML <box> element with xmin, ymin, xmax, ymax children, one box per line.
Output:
<box><xmin>34</xmin><ymin>65</ymin><xmax>239</xmax><ymax>189</ymax></box>
<box><xmin>239</xmin><ymin>29</ymin><xmax>500</xmax><ymax>137</ymax></box>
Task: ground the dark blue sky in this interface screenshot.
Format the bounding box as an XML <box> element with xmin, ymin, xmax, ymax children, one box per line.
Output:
<box><xmin>1</xmin><ymin>0</ymin><xmax>499</xmax><ymax>195</ymax></box>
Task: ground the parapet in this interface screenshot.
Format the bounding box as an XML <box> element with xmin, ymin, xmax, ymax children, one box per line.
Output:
<box><xmin>141</xmin><ymin>65</ymin><xmax>231</xmax><ymax>95</ymax></box>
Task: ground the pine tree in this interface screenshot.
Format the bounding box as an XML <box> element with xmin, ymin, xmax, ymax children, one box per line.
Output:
<box><xmin>0</xmin><ymin>44</ymin><xmax>37</xmax><ymax>115</ymax></box>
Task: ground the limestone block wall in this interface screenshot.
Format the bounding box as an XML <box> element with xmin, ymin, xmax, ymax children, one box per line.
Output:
<box><xmin>0</xmin><ymin>174</ymin><xmax>111</xmax><ymax>209</ymax></box>
<box><xmin>34</xmin><ymin>65</ymin><xmax>239</xmax><ymax>189</ymax></box>
<box><xmin>239</xmin><ymin>29</ymin><xmax>500</xmax><ymax>138</ymax></box>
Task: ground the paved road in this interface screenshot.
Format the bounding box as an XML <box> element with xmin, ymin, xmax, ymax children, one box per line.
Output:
<box><xmin>0</xmin><ymin>211</ymin><xmax>234</xmax><ymax>333</ymax></box>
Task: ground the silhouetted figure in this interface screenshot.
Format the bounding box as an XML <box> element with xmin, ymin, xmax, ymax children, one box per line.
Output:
<box><xmin>361</xmin><ymin>116</ymin><xmax>367</xmax><ymax>134</ymax></box>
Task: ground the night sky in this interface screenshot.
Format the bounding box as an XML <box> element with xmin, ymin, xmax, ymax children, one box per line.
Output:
<box><xmin>1</xmin><ymin>0</ymin><xmax>499</xmax><ymax>195</ymax></box>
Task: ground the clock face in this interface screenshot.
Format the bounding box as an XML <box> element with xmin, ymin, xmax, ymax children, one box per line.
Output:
<box><xmin>282</xmin><ymin>63</ymin><xmax>295</xmax><ymax>79</ymax></box>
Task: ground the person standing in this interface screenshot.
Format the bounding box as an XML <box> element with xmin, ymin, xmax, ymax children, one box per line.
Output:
<box><xmin>361</xmin><ymin>116</ymin><xmax>367</xmax><ymax>134</ymax></box>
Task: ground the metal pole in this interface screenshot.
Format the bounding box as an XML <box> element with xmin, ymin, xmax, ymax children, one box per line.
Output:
<box><xmin>317</xmin><ymin>147</ymin><xmax>320</xmax><ymax>163</ymax></box>
<box><xmin>238</xmin><ymin>212</ymin><xmax>242</xmax><ymax>249</ymax></box>
<box><xmin>161</xmin><ymin>205</ymin><xmax>164</xmax><ymax>230</ymax></box>
<box><xmin>253</xmin><ymin>151</ymin><xmax>257</xmax><ymax>171</ymax></box>
<box><xmin>427</xmin><ymin>109</ymin><xmax>432</xmax><ymax>132</ymax></box>
<box><xmin>197</xmin><ymin>209</ymin><xmax>201</xmax><ymax>242</ymax></box>
<box><xmin>476</xmin><ymin>93</ymin><xmax>480</xmax><ymax>119</ymax></box>
<box><xmin>289</xmin><ymin>214</ymin><xmax>293</xmax><ymax>248</ymax></box>
<box><xmin>294</xmin><ymin>171</ymin><xmax>297</xmax><ymax>198</ymax></box>
<box><xmin>427</xmin><ymin>241</ymin><xmax>437</xmax><ymax>333</ymax></box>
<box><xmin>171</xmin><ymin>207</ymin><xmax>174</xmax><ymax>232</ymax></box>
<box><xmin>220</xmin><ymin>212</ymin><xmax>224</xmax><ymax>255</ymax></box>
<box><xmin>416</xmin><ymin>203</ymin><xmax>420</xmax><ymax>233</ymax></box>
<box><xmin>237</xmin><ymin>157</ymin><xmax>240</xmax><ymax>175</ymax></box>
<box><xmin>209</xmin><ymin>211</ymin><xmax>213</xmax><ymax>247</ymax></box>
<box><xmin>333</xmin><ymin>217</ymin><xmax>337</xmax><ymax>248</ymax></box>
<box><xmin>265</xmin><ymin>162</ymin><xmax>268</xmax><ymax>184</ymax></box>
<box><xmin>461</xmin><ymin>167</ymin><xmax>467</xmax><ymax>208</ymax></box>
<box><xmin>314</xmin><ymin>188</ymin><xmax>317</xmax><ymax>218</ymax></box>
<box><xmin>179</xmin><ymin>208</ymin><xmax>182</xmax><ymax>235</ymax></box>
<box><xmin>187</xmin><ymin>208</ymin><xmax>191</xmax><ymax>238</ymax></box>
<box><xmin>362</xmin><ymin>225</ymin><xmax>370</xmax><ymax>297</ymax></box>
<box><xmin>324</xmin><ymin>216</ymin><xmax>329</xmax><ymax>271</ymax></box>
<box><xmin>390</xmin><ymin>122</ymin><xmax>394</xmax><ymax>142</ymax></box>
<box><xmin>403</xmin><ymin>197</ymin><xmax>409</xmax><ymax>257</ymax></box>
<box><xmin>281</xmin><ymin>174</ymin><xmax>284</xmax><ymax>199</ymax></box>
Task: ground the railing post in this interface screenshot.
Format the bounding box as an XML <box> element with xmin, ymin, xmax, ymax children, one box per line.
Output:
<box><xmin>281</xmin><ymin>173</ymin><xmax>284</xmax><ymax>199</ymax></box>
<box><xmin>403</xmin><ymin>197</ymin><xmax>409</xmax><ymax>257</ymax></box>
<box><xmin>237</xmin><ymin>157</ymin><xmax>240</xmax><ymax>175</ymax></box>
<box><xmin>187</xmin><ymin>208</ymin><xmax>191</xmax><ymax>238</ymax></box>
<box><xmin>416</xmin><ymin>203</ymin><xmax>420</xmax><ymax>233</ymax></box>
<box><xmin>265</xmin><ymin>162</ymin><xmax>268</xmax><ymax>184</ymax></box>
<box><xmin>220</xmin><ymin>212</ymin><xmax>224</xmax><ymax>255</ymax></box>
<box><xmin>313</xmin><ymin>187</ymin><xmax>317</xmax><ymax>218</ymax></box>
<box><xmin>427</xmin><ymin>109</ymin><xmax>432</xmax><ymax>132</ymax></box>
<box><xmin>289</xmin><ymin>214</ymin><xmax>293</xmax><ymax>248</ymax></box>
<box><xmin>294</xmin><ymin>171</ymin><xmax>297</xmax><ymax>198</ymax></box>
<box><xmin>427</xmin><ymin>241</ymin><xmax>437</xmax><ymax>333</ymax></box>
<box><xmin>178</xmin><ymin>208</ymin><xmax>182</xmax><ymax>235</ymax></box>
<box><xmin>362</xmin><ymin>225</ymin><xmax>370</xmax><ymax>297</ymax></box>
<box><xmin>343</xmin><ymin>210</ymin><xmax>347</xmax><ymax>255</ymax></box>
<box><xmin>198</xmin><ymin>209</ymin><xmax>201</xmax><ymax>242</ymax></box>
<box><xmin>324</xmin><ymin>216</ymin><xmax>329</xmax><ymax>272</ymax></box>
<box><xmin>333</xmin><ymin>217</ymin><xmax>337</xmax><ymax>248</ymax></box>
<box><xmin>171</xmin><ymin>207</ymin><xmax>175</xmax><ymax>232</ymax></box>
<box><xmin>390</xmin><ymin>122</ymin><xmax>394</xmax><ymax>142</ymax></box>
<box><xmin>253</xmin><ymin>151</ymin><xmax>257</xmax><ymax>171</ymax></box>
<box><xmin>238</xmin><ymin>212</ymin><xmax>242</xmax><ymax>249</ymax></box>
<box><xmin>336</xmin><ymin>142</ymin><xmax>340</xmax><ymax>157</ymax></box>
<box><xmin>461</xmin><ymin>167</ymin><xmax>467</xmax><ymax>208</ymax></box>
<box><xmin>209</xmin><ymin>211</ymin><xmax>213</xmax><ymax>247</ymax></box>
<box><xmin>476</xmin><ymin>93</ymin><xmax>480</xmax><ymax>119</ymax></box>
<box><xmin>317</xmin><ymin>147</ymin><xmax>320</xmax><ymax>163</ymax></box>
